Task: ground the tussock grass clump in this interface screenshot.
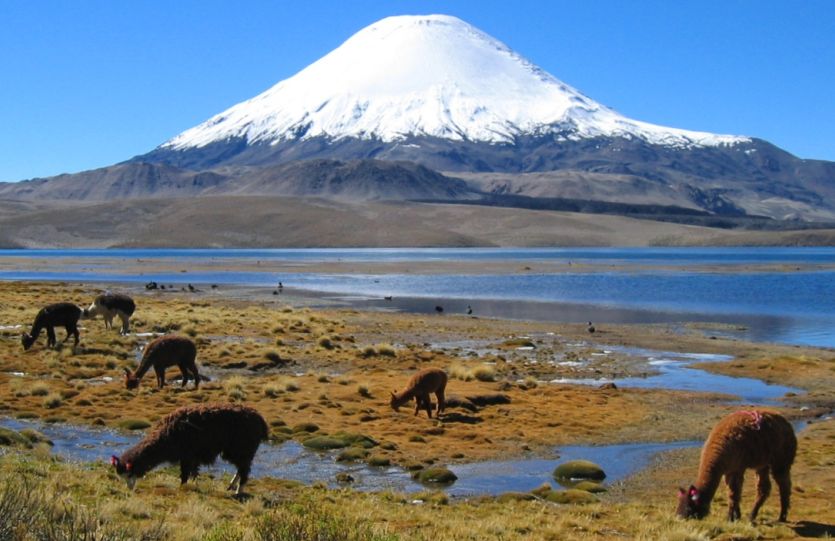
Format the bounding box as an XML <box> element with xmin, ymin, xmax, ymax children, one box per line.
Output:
<box><xmin>449</xmin><ymin>362</ymin><xmax>496</xmax><ymax>382</ymax></box>
<box><xmin>358</xmin><ymin>384</ymin><xmax>372</xmax><ymax>398</ymax></box>
<box><xmin>42</xmin><ymin>392</ymin><xmax>63</xmax><ymax>409</ymax></box>
<box><xmin>263</xmin><ymin>382</ymin><xmax>282</xmax><ymax>398</ymax></box>
<box><xmin>471</xmin><ymin>364</ymin><xmax>496</xmax><ymax>382</ymax></box>
<box><xmin>0</xmin><ymin>427</ymin><xmax>32</xmax><ymax>448</ymax></box>
<box><xmin>411</xmin><ymin>466</ymin><xmax>458</xmax><ymax>486</ymax></box>
<box><xmin>224</xmin><ymin>376</ymin><xmax>247</xmax><ymax>401</ymax></box>
<box><xmin>119</xmin><ymin>419</ymin><xmax>152</xmax><ymax>431</ymax></box>
<box><xmin>29</xmin><ymin>382</ymin><xmax>51</xmax><ymax>396</ymax></box>
<box><xmin>318</xmin><ymin>336</ymin><xmax>335</xmax><ymax>350</ymax></box>
<box><xmin>376</xmin><ymin>344</ymin><xmax>397</xmax><ymax>357</ymax></box>
<box><xmin>553</xmin><ymin>459</ymin><xmax>606</xmax><ymax>481</ymax></box>
<box><xmin>276</xmin><ymin>376</ymin><xmax>300</xmax><ymax>392</ymax></box>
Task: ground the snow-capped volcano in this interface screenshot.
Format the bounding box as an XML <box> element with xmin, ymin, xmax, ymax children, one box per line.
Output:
<box><xmin>161</xmin><ymin>14</ymin><xmax>747</xmax><ymax>151</ymax></box>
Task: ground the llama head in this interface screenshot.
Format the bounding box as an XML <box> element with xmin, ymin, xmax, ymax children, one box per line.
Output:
<box><xmin>676</xmin><ymin>485</ymin><xmax>707</xmax><ymax>519</ymax></box>
<box><xmin>111</xmin><ymin>455</ymin><xmax>137</xmax><ymax>489</ymax></box>
<box><xmin>390</xmin><ymin>391</ymin><xmax>402</xmax><ymax>412</ymax></box>
<box><xmin>21</xmin><ymin>333</ymin><xmax>35</xmax><ymax>351</ymax></box>
<box><xmin>124</xmin><ymin>367</ymin><xmax>139</xmax><ymax>390</ymax></box>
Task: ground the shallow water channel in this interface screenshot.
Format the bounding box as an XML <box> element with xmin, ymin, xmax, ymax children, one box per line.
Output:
<box><xmin>0</xmin><ymin>343</ymin><xmax>804</xmax><ymax>496</ymax></box>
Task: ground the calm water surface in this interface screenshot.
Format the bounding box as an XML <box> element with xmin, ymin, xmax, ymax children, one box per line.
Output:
<box><xmin>2</xmin><ymin>248</ymin><xmax>834</xmax><ymax>347</ymax></box>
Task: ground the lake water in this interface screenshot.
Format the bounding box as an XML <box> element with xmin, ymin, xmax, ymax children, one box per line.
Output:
<box><xmin>2</xmin><ymin>247</ymin><xmax>834</xmax><ymax>348</ymax></box>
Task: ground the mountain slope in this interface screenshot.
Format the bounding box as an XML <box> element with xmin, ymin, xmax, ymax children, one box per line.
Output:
<box><xmin>154</xmin><ymin>14</ymin><xmax>747</xmax><ymax>154</ymax></box>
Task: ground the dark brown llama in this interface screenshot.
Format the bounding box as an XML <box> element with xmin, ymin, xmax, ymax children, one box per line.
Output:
<box><xmin>111</xmin><ymin>403</ymin><xmax>268</xmax><ymax>495</ymax></box>
<box><xmin>125</xmin><ymin>335</ymin><xmax>200</xmax><ymax>389</ymax></box>
<box><xmin>83</xmin><ymin>293</ymin><xmax>136</xmax><ymax>335</ymax></box>
<box><xmin>390</xmin><ymin>367</ymin><xmax>447</xmax><ymax>418</ymax></box>
<box><xmin>21</xmin><ymin>302</ymin><xmax>82</xmax><ymax>350</ymax></box>
<box><xmin>677</xmin><ymin>410</ymin><xmax>797</xmax><ymax>522</ymax></box>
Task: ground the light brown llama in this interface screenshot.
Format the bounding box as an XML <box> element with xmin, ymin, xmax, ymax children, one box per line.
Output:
<box><xmin>677</xmin><ymin>410</ymin><xmax>796</xmax><ymax>522</ymax></box>
<box><xmin>125</xmin><ymin>335</ymin><xmax>200</xmax><ymax>389</ymax></box>
<box><xmin>83</xmin><ymin>292</ymin><xmax>136</xmax><ymax>335</ymax></box>
<box><xmin>21</xmin><ymin>302</ymin><xmax>82</xmax><ymax>350</ymax></box>
<box><xmin>111</xmin><ymin>403</ymin><xmax>268</xmax><ymax>495</ymax></box>
<box><xmin>390</xmin><ymin>367</ymin><xmax>447</xmax><ymax>418</ymax></box>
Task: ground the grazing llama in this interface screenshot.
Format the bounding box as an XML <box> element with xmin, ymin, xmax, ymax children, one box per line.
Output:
<box><xmin>677</xmin><ymin>410</ymin><xmax>796</xmax><ymax>522</ymax></box>
<box><xmin>125</xmin><ymin>335</ymin><xmax>200</xmax><ymax>389</ymax></box>
<box><xmin>111</xmin><ymin>403</ymin><xmax>268</xmax><ymax>495</ymax></box>
<box><xmin>390</xmin><ymin>367</ymin><xmax>447</xmax><ymax>418</ymax></box>
<box><xmin>21</xmin><ymin>302</ymin><xmax>81</xmax><ymax>350</ymax></box>
<box><xmin>83</xmin><ymin>292</ymin><xmax>136</xmax><ymax>335</ymax></box>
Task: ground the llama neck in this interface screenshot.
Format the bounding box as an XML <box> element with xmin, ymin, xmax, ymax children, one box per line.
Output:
<box><xmin>393</xmin><ymin>388</ymin><xmax>415</xmax><ymax>407</ymax></box>
<box><xmin>121</xmin><ymin>438</ymin><xmax>168</xmax><ymax>477</ymax></box>
<box><xmin>133</xmin><ymin>355</ymin><xmax>155</xmax><ymax>380</ymax></box>
<box><xmin>693</xmin><ymin>463</ymin><xmax>723</xmax><ymax>512</ymax></box>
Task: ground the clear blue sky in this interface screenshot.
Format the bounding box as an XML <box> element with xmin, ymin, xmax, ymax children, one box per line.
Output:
<box><xmin>1</xmin><ymin>0</ymin><xmax>833</xmax><ymax>182</ymax></box>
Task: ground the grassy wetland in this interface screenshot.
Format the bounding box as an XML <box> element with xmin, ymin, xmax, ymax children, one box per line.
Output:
<box><xmin>1</xmin><ymin>280</ymin><xmax>834</xmax><ymax>540</ymax></box>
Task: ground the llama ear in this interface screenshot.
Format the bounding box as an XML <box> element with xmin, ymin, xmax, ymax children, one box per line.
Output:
<box><xmin>123</xmin><ymin>367</ymin><xmax>131</xmax><ymax>376</ymax></box>
<box><xmin>677</xmin><ymin>487</ymin><xmax>687</xmax><ymax>497</ymax></box>
<box><xmin>110</xmin><ymin>455</ymin><xmax>119</xmax><ymax>466</ymax></box>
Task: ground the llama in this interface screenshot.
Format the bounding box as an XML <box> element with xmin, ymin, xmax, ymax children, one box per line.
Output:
<box><xmin>125</xmin><ymin>335</ymin><xmax>200</xmax><ymax>389</ymax></box>
<box><xmin>21</xmin><ymin>302</ymin><xmax>82</xmax><ymax>350</ymax></box>
<box><xmin>111</xmin><ymin>403</ymin><xmax>268</xmax><ymax>495</ymax></box>
<box><xmin>677</xmin><ymin>410</ymin><xmax>797</xmax><ymax>522</ymax></box>
<box><xmin>83</xmin><ymin>293</ymin><xmax>136</xmax><ymax>335</ymax></box>
<box><xmin>390</xmin><ymin>367</ymin><xmax>447</xmax><ymax>418</ymax></box>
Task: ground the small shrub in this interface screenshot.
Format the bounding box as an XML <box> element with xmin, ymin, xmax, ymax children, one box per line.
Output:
<box><xmin>357</xmin><ymin>384</ymin><xmax>372</xmax><ymax>398</ymax></box>
<box><xmin>411</xmin><ymin>466</ymin><xmax>458</xmax><ymax>485</ymax></box>
<box><xmin>318</xmin><ymin>337</ymin><xmax>335</xmax><ymax>350</ymax></box>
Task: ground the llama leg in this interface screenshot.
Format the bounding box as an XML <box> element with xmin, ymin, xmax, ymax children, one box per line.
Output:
<box><xmin>46</xmin><ymin>326</ymin><xmax>56</xmax><ymax>347</ymax></box>
<box><xmin>773</xmin><ymin>469</ymin><xmax>792</xmax><ymax>522</ymax></box>
<box><xmin>154</xmin><ymin>367</ymin><xmax>165</xmax><ymax>388</ymax></box>
<box><xmin>178</xmin><ymin>363</ymin><xmax>189</xmax><ymax>387</ymax></box>
<box><xmin>414</xmin><ymin>397</ymin><xmax>421</xmax><ymax>416</ymax></box>
<box><xmin>725</xmin><ymin>472</ymin><xmax>744</xmax><ymax>521</ymax></box>
<box><xmin>104</xmin><ymin>316</ymin><xmax>113</xmax><ymax>330</ymax></box>
<box><xmin>227</xmin><ymin>473</ymin><xmax>240</xmax><ymax>492</ymax></box>
<box><xmin>436</xmin><ymin>389</ymin><xmax>445</xmax><ymax>416</ymax></box>
<box><xmin>120</xmin><ymin>313</ymin><xmax>130</xmax><ymax>335</ymax></box>
<box><xmin>180</xmin><ymin>461</ymin><xmax>196</xmax><ymax>484</ymax></box>
<box><xmin>749</xmin><ymin>468</ymin><xmax>771</xmax><ymax>522</ymax></box>
<box><xmin>191</xmin><ymin>365</ymin><xmax>201</xmax><ymax>389</ymax></box>
<box><xmin>70</xmin><ymin>324</ymin><xmax>79</xmax><ymax>346</ymax></box>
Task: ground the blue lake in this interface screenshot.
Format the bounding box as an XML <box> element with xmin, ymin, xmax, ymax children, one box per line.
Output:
<box><xmin>2</xmin><ymin>247</ymin><xmax>834</xmax><ymax>348</ymax></box>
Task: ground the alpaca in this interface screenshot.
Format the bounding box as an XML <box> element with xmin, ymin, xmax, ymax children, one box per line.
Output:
<box><xmin>83</xmin><ymin>293</ymin><xmax>136</xmax><ymax>335</ymax></box>
<box><xmin>125</xmin><ymin>335</ymin><xmax>200</xmax><ymax>389</ymax></box>
<box><xmin>390</xmin><ymin>367</ymin><xmax>447</xmax><ymax>418</ymax></box>
<box><xmin>677</xmin><ymin>410</ymin><xmax>796</xmax><ymax>522</ymax></box>
<box><xmin>21</xmin><ymin>302</ymin><xmax>82</xmax><ymax>350</ymax></box>
<box><xmin>111</xmin><ymin>403</ymin><xmax>268</xmax><ymax>495</ymax></box>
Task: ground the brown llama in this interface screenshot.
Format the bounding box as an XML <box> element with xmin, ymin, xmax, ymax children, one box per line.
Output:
<box><xmin>111</xmin><ymin>403</ymin><xmax>268</xmax><ymax>495</ymax></box>
<box><xmin>390</xmin><ymin>367</ymin><xmax>447</xmax><ymax>418</ymax></box>
<box><xmin>21</xmin><ymin>302</ymin><xmax>82</xmax><ymax>350</ymax></box>
<box><xmin>677</xmin><ymin>410</ymin><xmax>796</xmax><ymax>522</ymax></box>
<box><xmin>83</xmin><ymin>292</ymin><xmax>136</xmax><ymax>335</ymax></box>
<box><xmin>125</xmin><ymin>335</ymin><xmax>200</xmax><ymax>389</ymax></box>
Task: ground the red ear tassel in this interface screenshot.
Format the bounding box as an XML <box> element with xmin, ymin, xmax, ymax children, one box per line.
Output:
<box><xmin>126</xmin><ymin>461</ymin><xmax>133</xmax><ymax>472</ymax></box>
<box><xmin>110</xmin><ymin>455</ymin><xmax>119</xmax><ymax>466</ymax></box>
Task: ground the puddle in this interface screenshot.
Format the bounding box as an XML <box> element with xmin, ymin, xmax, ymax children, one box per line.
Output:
<box><xmin>550</xmin><ymin>346</ymin><xmax>799</xmax><ymax>405</ymax></box>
